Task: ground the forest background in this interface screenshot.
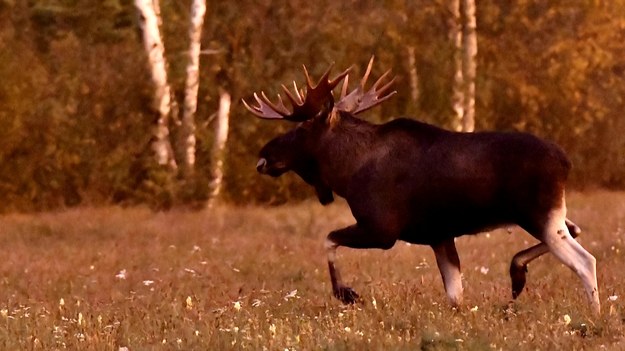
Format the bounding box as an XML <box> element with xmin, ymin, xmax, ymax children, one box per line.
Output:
<box><xmin>1</xmin><ymin>0</ymin><xmax>624</xmax><ymax>212</ymax></box>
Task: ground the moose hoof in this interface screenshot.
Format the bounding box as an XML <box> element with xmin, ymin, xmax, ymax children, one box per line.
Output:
<box><xmin>510</xmin><ymin>264</ymin><xmax>528</xmax><ymax>299</ymax></box>
<box><xmin>334</xmin><ymin>286</ymin><xmax>360</xmax><ymax>304</ymax></box>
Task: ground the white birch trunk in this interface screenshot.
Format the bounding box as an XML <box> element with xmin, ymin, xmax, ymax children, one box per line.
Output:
<box><xmin>407</xmin><ymin>46</ymin><xmax>420</xmax><ymax>103</ymax></box>
<box><xmin>462</xmin><ymin>0</ymin><xmax>477</xmax><ymax>133</ymax></box>
<box><xmin>207</xmin><ymin>91</ymin><xmax>231</xmax><ymax>208</ymax></box>
<box><xmin>449</xmin><ymin>0</ymin><xmax>465</xmax><ymax>132</ymax></box>
<box><xmin>181</xmin><ymin>0</ymin><xmax>207</xmax><ymax>175</ymax></box>
<box><xmin>135</xmin><ymin>0</ymin><xmax>177</xmax><ymax>169</ymax></box>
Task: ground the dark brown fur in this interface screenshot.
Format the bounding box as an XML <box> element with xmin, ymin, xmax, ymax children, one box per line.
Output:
<box><xmin>258</xmin><ymin>112</ymin><xmax>574</xmax><ymax>302</ymax></box>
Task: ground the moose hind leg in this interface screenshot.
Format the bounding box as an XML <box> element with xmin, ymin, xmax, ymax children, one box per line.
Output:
<box><xmin>537</xmin><ymin>208</ymin><xmax>600</xmax><ymax>314</ymax></box>
<box><xmin>510</xmin><ymin>243</ymin><xmax>549</xmax><ymax>299</ymax></box>
<box><xmin>510</xmin><ymin>217</ymin><xmax>581</xmax><ymax>299</ymax></box>
<box><xmin>325</xmin><ymin>223</ymin><xmax>397</xmax><ymax>304</ymax></box>
<box><xmin>432</xmin><ymin>238</ymin><xmax>463</xmax><ymax>307</ymax></box>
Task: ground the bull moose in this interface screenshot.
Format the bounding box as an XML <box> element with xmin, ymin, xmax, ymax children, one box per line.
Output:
<box><xmin>243</xmin><ymin>58</ymin><xmax>600</xmax><ymax>314</ymax></box>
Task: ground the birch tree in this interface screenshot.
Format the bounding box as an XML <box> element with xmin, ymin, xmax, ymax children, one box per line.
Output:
<box><xmin>181</xmin><ymin>0</ymin><xmax>207</xmax><ymax>175</ymax></box>
<box><xmin>407</xmin><ymin>46</ymin><xmax>420</xmax><ymax>103</ymax></box>
<box><xmin>135</xmin><ymin>0</ymin><xmax>177</xmax><ymax>169</ymax></box>
<box><xmin>136</xmin><ymin>0</ymin><xmax>221</xmax><ymax>206</ymax></box>
<box><xmin>207</xmin><ymin>91</ymin><xmax>231</xmax><ymax>208</ymax></box>
<box><xmin>449</xmin><ymin>0</ymin><xmax>477</xmax><ymax>133</ymax></box>
<box><xmin>449</xmin><ymin>0</ymin><xmax>465</xmax><ymax>132</ymax></box>
<box><xmin>461</xmin><ymin>0</ymin><xmax>477</xmax><ymax>132</ymax></box>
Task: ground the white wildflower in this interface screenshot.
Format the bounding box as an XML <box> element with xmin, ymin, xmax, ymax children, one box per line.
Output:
<box><xmin>115</xmin><ymin>269</ymin><xmax>127</xmax><ymax>280</ymax></box>
<box><xmin>284</xmin><ymin>289</ymin><xmax>298</xmax><ymax>300</ymax></box>
<box><xmin>142</xmin><ymin>280</ymin><xmax>154</xmax><ymax>286</ymax></box>
<box><xmin>233</xmin><ymin>301</ymin><xmax>242</xmax><ymax>311</ymax></box>
<box><xmin>563</xmin><ymin>314</ymin><xmax>571</xmax><ymax>325</ymax></box>
<box><xmin>608</xmin><ymin>295</ymin><xmax>618</xmax><ymax>302</ymax></box>
<box><xmin>185</xmin><ymin>296</ymin><xmax>193</xmax><ymax>310</ymax></box>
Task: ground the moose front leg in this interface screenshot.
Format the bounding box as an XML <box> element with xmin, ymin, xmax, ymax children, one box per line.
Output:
<box><xmin>314</xmin><ymin>184</ymin><xmax>334</xmax><ymax>205</ymax></box>
<box><xmin>325</xmin><ymin>223</ymin><xmax>397</xmax><ymax>304</ymax></box>
<box><xmin>432</xmin><ymin>238</ymin><xmax>463</xmax><ymax>307</ymax></box>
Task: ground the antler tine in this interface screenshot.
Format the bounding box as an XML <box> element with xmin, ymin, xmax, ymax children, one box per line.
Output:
<box><xmin>329</xmin><ymin>67</ymin><xmax>351</xmax><ymax>90</ymax></box>
<box><xmin>335</xmin><ymin>56</ymin><xmax>397</xmax><ymax>115</ymax></box>
<box><xmin>302</xmin><ymin>64</ymin><xmax>315</xmax><ymax>89</ymax></box>
<box><xmin>371</xmin><ymin>69</ymin><xmax>393</xmax><ymax>90</ymax></box>
<box><xmin>302</xmin><ymin>62</ymin><xmax>344</xmax><ymax>90</ymax></box>
<box><xmin>352</xmin><ymin>70</ymin><xmax>397</xmax><ymax>115</ymax></box>
<box><xmin>292</xmin><ymin>81</ymin><xmax>304</xmax><ymax>104</ymax></box>
<box><xmin>241</xmin><ymin>92</ymin><xmax>289</xmax><ymax>119</ymax></box>
<box><xmin>317</xmin><ymin>63</ymin><xmax>335</xmax><ymax>88</ymax></box>
<box><xmin>280</xmin><ymin>85</ymin><xmax>300</xmax><ymax>108</ymax></box>
<box><xmin>340</xmin><ymin>74</ymin><xmax>350</xmax><ymax>100</ymax></box>
<box><xmin>241</xmin><ymin>92</ymin><xmax>284</xmax><ymax>119</ymax></box>
<box><xmin>260</xmin><ymin>91</ymin><xmax>292</xmax><ymax>115</ymax></box>
<box><xmin>241</xmin><ymin>97</ymin><xmax>261</xmax><ymax>116</ymax></box>
<box><xmin>366</xmin><ymin>70</ymin><xmax>396</xmax><ymax>103</ymax></box>
<box><xmin>360</xmin><ymin>56</ymin><xmax>375</xmax><ymax>89</ymax></box>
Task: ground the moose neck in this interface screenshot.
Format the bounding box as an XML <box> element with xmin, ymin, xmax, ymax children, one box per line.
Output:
<box><xmin>312</xmin><ymin>112</ymin><xmax>377</xmax><ymax>197</ymax></box>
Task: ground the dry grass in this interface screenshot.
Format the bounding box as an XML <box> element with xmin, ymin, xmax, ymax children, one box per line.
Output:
<box><xmin>0</xmin><ymin>191</ymin><xmax>624</xmax><ymax>350</ymax></box>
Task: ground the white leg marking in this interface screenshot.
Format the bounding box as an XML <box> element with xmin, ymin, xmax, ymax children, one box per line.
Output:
<box><xmin>325</xmin><ymin>238</ymin><xmax>338</xmax><ymax>263</ymax></box>
<box><xmin>433</xmin><ymin>240</ymin><xmax>463</xmax><ymax>307</ymax></box>
<box><xmin>542</xmin><ymin>201</ymin><xmax>600</xmax><ymax>314</ymax></box>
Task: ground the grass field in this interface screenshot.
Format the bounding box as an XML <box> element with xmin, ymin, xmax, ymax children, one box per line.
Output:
<box><xmin>0</xmin><ymin>191</ymin><xmax>623</xmax><ymax>350</ymax></box>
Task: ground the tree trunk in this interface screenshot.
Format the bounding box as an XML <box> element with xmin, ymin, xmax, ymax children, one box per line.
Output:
<box><xmin>449</xmin><ymin>0</ymin><xmax>465</xmax><ymax>132</ymax></box>
<box><xmin>207</xmin><ymin>91</ymin><xmax>231</xmax><ymax>208</ymax></box>
<box><xmin>180</xmin><ymin>0</ymin><xmax>207</xmax><ymax>176</ymax></box>
<box><xmin>462</xmin><ymin>0</ymin><xmax>477</xmax><ymax>133</ymax></box>
<box><xmin>135</xmin><ymin>0</ymin><xmax>177</xmax><ymax>169</ymax></box>
<box><xmin>407</xmin><ymin>46</ymin><xmax>420</xmax><ymax>104</ymax></box>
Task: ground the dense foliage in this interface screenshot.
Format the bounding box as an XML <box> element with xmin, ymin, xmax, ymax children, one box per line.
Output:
<box><xmin>1</xmin><ymin>0</ymin><xmax>624</xmax><ymax>211</ymax></box>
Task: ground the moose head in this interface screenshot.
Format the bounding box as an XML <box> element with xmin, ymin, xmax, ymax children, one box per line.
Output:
<box><xmin>243</xmin><ymin>58</ymin><xmax>396</xmax><ymax>199</ymax></box>
<box><xmin>244</xmin><ymin>57</ymin><xmax>396</xmax><ymax>203</ymax></box>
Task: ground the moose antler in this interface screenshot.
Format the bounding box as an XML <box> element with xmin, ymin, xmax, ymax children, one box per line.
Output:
<box><xmin>335</xmin><ymin>56</ymin><xmax>396</xmax><ymax>115</ymax></box>
<box><xmin>242</xmin><ymin>64</ymin><xmax>350</xmax><ymax>122</ymax></box>
<box><xmin>243</xmin><ymin>57</ymin><xmax>396</xmax><ymax>121</ymax></box>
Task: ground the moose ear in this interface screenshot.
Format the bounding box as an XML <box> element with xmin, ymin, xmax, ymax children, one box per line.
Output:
<box><xmin>327</xmin><ymin>108</ymin><xmax>341</xmax><ymax>128</ymax></box>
